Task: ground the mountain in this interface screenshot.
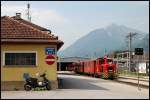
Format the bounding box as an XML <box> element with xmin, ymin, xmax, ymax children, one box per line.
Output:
<box><xmin>58</xmin><ymin>24</ymin><xmax>149</xmax><ymax>58</ymax></box>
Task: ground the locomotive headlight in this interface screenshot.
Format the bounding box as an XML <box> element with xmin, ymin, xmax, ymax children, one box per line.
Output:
<box><xmin>108</xmin><ymin>62</ymin><xmax>112</xmax><ymax>64</ymax></box>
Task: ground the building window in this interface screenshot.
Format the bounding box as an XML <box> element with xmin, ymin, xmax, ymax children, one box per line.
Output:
<box><xmin>4</xmin><ymin>53</ymin><xmax>36</xmax><ymax>66</ymax></box>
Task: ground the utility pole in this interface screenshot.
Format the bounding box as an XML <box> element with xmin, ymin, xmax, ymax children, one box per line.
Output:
<box><xmin>126</xmin><ymin>32</ymin><xmax>137</xmax><ymax>72</ymax></box>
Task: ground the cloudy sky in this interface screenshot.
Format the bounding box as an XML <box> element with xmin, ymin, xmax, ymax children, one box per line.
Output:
<box><xmin>1</xmin><ymin>1</ymin><xmax>149</xmax><ymax>51</ymax></box>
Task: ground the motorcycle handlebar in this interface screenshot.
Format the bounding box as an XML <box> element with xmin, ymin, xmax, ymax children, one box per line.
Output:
<box><xmin>40</xmin><ymin>73</ymin><xmax>46</xmax><ymax>77</ymax></box>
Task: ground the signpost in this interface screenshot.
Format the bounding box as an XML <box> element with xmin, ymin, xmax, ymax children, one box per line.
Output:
<box><xmin>45</xmin><ymin>47</ymin><xmax>55</xmax><ymax>55</ymax></box>
<box><xmin>45</xmin><ymin>47</ymin><xmax>56</xmax><ymax>65</ymax></box>
<box><xmin>135</xmin><ymin>48</ymin><xmax>143</xmax><ymax>55</ymax></box>
<box><xmin>45</xmin><ymin>55</ymin><xmax>55</xmax><ymax>65</ymax></box>
<box><xmin>135</xmin><ymin>48</ymin><xmax>143</xmax><ymax>90</ymax></box>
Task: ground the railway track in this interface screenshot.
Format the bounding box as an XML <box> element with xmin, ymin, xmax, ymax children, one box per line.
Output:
<box><xmin>118</xmin><ymin>76</ymin><xmax>149</xmax><ymax>82</ymax></box>
<box><xmin>115</xmin><ymin>76</ymin><xmax>149</xmax><ymax>89</ymax></box>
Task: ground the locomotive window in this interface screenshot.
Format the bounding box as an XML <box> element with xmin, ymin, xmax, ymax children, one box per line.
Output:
<box><xmin>108</xmin><ymin>59</ymin><xmax>113</xmax><ymax>62</ymax></box>
<box><xmin>99</xmin><ymin>58</ymin><xmax>104</xmax><ymax>64</ymax></box>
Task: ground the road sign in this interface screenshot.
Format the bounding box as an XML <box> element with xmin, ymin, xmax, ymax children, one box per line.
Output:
<box><xmin>138</xmin><ymin>62</ymin><xmax>146</xmax><ymax>73</ymax></box>
<box><xmin>45</xmin><ymin>47</ymin><xmax>55</xmax><ymax>55</ymax></box>
<box><xmin>45</xmin><ymin>55</ymin><xmax>55</xmax><ymax>65</ymax></box>
<box><xmin>135</xmin><ymin>48</ymin><xmax>143</xmax><ymax>55</ymax></box>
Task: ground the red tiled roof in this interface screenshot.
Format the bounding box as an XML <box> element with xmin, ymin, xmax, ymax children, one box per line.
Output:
<box><xmin>11</xmin><ymin>16</ymin><xmax>50</xmax><ymax>32</ymax></box>
<box><xmin>1</xmin><ymin>16</ymin><xmax>63</xmax><ymax>50</ymax></box>
<box><xmin>1</xmin><ymin>16</ymin><xmax>54</xmax><ymax>39</ymax></box>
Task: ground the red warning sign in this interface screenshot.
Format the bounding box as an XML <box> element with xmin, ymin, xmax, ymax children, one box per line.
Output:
<box><xmin>45</xmin><ymin>55</ymin><xmax>55</xmax><ymax>65</ymax></box>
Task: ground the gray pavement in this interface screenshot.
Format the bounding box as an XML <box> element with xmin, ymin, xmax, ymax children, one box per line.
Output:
<box><xmin>1</xmin><ymin>73</ymin><xmax>149</xmax><ymax>99</ymax></box>
<box><xmin>58</xmin><ymin>71</ymin><xmax>149</xmax><ymax>88</ymax></box>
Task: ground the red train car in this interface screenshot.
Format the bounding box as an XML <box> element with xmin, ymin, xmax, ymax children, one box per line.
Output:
<box><xmin>67</xmin><ymin>64</ymin><xmax>75</xmax><ymax>71</ymax></box>
<box><xmin>83</xmin><ymin>60</ymin><xmax>95</xmax><ymax>76</ymax></box>
<box><xmin>72</xmin><ymin>61</ymin><xmax>84</xmax><ymax>74</ymax></box>
<box><xmin>78</xmin><ymin>61</ymin><xmax>84</xmax><ymax>73</ymax></box>
<box><xmin>95</xmin><ymin>58</ymin><xmax>101</xmax><ymax>77</ymax></box>
<box><xmin>73</xmin><ymin>56</ymin><xmax>117</xmax><ymax>79</ymax></box>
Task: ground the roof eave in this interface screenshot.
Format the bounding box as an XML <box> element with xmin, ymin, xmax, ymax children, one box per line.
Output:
<box><xmin>1</xmin><ymin>39</ymin><xmax>64</xmax><ymax>50</ymax></box>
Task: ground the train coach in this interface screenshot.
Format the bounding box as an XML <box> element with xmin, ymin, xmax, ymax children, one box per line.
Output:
<box><xmin>71</xmin><ymin>56</ymin><xmax>117</xmax><ymax>79</ymax></box>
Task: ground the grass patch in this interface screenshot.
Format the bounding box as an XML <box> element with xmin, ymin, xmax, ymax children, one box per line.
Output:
<box><xmin>118</xmin><ymin>70</ymin><xmax>147</xmax><ymax>78</ymax></box>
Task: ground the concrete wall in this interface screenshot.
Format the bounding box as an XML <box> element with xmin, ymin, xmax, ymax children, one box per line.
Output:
<box><xmin>1</xmin><ymin>44</ymin><xmax>58</xmax><ymax>90</ymax></box>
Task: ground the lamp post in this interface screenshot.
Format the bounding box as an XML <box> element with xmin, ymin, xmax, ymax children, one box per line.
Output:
<box><xmin>135</xmin><ymin>48</ymin><xmax>143</xmax><ymax>91</ymax></box>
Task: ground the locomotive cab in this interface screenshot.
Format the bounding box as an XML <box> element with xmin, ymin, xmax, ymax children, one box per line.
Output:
<box><xmin>102</xmin><ymin>57</ymin><xmax>116</xmax><ymax>79</ymax></box>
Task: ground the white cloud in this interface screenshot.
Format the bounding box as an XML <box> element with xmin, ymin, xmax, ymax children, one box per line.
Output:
<box><xmin>1</xmin><ymin>5</ymin><xmax>26</xmax><ymax>16</ymax></box>
<box><xmin>1</xmin><ymin>4</ymin><xmax>68</xmax><ymax>30</ymax></box>
<box><xmin>31</xmin><ymin>9</ymin><xmax>68</xmax><ymax>29</ymax></box>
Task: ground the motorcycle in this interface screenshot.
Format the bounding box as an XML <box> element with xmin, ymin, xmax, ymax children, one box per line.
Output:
<box><xmin>24</xmin><ymin>72</ymin><xmax>51</xmax><ymax>91</ymax></box>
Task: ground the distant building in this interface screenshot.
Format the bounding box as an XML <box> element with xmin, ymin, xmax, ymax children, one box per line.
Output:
<box><xmin>109</xmin><ymin>50</ymin><xmax>149</xmax><ymax>74</ymax></box>
<box><xmin>57</xmin><ymin>57</ymin><xmax>91</xmax><ymax>71</ymax></box>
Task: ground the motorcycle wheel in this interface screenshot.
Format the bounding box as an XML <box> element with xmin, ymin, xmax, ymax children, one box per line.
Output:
<box><xmin>24</xmin><ymin>84</ymin><xmax>32</xmax><ymax>91</ymax></box>
<box><xmin>46</xmin><ymin>83</ymin><xmax>51</xmax><ymax>90</ymax></box>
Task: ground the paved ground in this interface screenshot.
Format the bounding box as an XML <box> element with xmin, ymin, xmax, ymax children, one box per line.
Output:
<box><xmin>1</xmin><ymin>73</ymin><xmax>149</xmax><ymax>99</ymax></box>
<box><xmin>58</xmin><ymin>71</ymin><xmax>149</xmax><ymax>88</ymax></box>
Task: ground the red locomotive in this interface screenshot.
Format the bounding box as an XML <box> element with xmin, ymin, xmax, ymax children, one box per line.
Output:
<box><xmin>71</xmin><ymin>56</ymin><xmax>117</xmax><ymax>79</ymax></box>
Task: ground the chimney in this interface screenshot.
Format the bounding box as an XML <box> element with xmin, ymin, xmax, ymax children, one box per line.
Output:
<box><xmin>15</xmin><ymin>13</ymin><xmax>21</xmax><ymax>19</ymax></box>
